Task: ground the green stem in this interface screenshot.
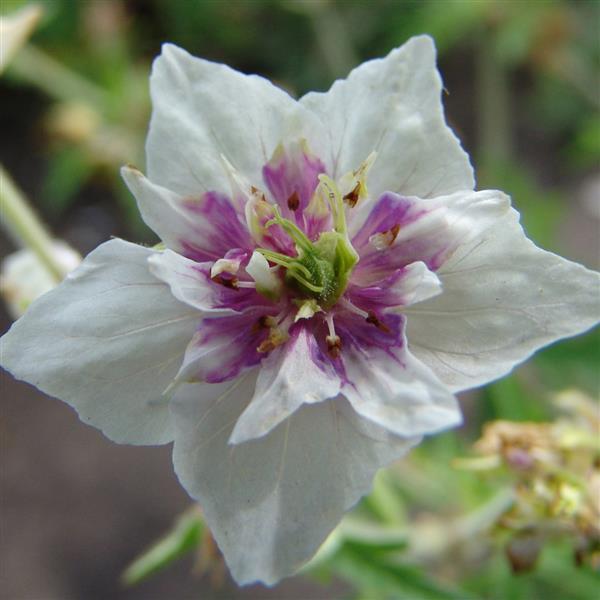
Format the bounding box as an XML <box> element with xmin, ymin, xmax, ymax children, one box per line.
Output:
<box><xmin>9</xmin><ymin>44</ymin><xmax>108</xmax><ymax>109</ymax></box>
<box><xmin>476</xmin><ymin>28</ymin><xmax>512</xmax><ymax>176</ymax></box>
<box><xmin>0</xmin><ymin>164</ymin><xmax>65</xmax><ymax>282</ymax></box>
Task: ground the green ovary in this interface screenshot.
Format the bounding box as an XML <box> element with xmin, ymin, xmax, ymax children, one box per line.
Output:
<box><xmin>256</xmin><ymin>195</ymin><xmax>358</xmax><ymax>309</ymax></box>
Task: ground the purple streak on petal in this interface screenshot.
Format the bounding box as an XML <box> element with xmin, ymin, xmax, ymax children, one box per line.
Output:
<box><xmin>308</xmin><ymin>310</ymin><xmax>405</xmax><ymax>385</ymax></box>
<box><xmin>346</xmin><ymin>268</ymin><xmax>409</xmax><ymax>311</ymax></box>
<box><xmin>183</xmin><ymin>310</ymin><xmax>273</xmax><ymax>383</ymax></box>
<box><xmin>262</xmin><ymin>142</ymin><xmax>328</xmax><ymax>239</ymax></box>
<box><xmin>179</xmin><ymin>191</ymin><xmax>253</xmax><ymax>261</ymax></box>
<box><xmin>351</xmin><ymin>193</ymin><xmax>424</xmax><ymax>252</ymax></box>
<box><xmin>351</xmin><ymin>192</ymin><xmax>454</xmax><ymax>284</ymax></box>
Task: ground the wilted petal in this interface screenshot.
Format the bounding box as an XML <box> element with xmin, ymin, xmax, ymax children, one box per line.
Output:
<box><xmin>146</xmin><ymin>44</ymin><xmax>324</xmax><ymax>196</ymax></box>
<box><xmin>405</xmin><ymin>206</ymin><xmax>600</xmax><ymax>391</ymax></box>
<box><xmin>0</xmin><ymin>240</ymin><xmax>199</xmax><ymax>444</ymax></box>
<box><xmin>229</xmin><ymin>324</ymin><xmax>341</xmax><ymax>444</ymax></box>
<box><xmin>122</xmin><ymin>166</ymin><xmax>252</xmax><ymax>261</ymax></box>
<box><xmin>171</xmin><ymin>376</ymin><xmax>420</xmax><ymax>585</ymax></box>
<box><xmin>300</xmin><ymin>35</ymin><xmax>474</xmax><ymax>199</ymax></box>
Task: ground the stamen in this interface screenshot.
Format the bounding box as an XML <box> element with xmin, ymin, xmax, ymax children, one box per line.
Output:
<box><xmin>369</xmin><ymin>224</ymin><xmax>401</xmax><ymax>250</ymax></box>
<box><xmin>318</xmin><ymin>174</ymin><xmax>347</xmax><ymax>235</ymax></box>
<box><xmin>287</xmin><ymin>191</ymin><xmax>300</xmax><ymax>211</ymax></box>
<box><xmin>365</xmin><ymin>310</ymin><xmax>391</xmax><ymax>333</ymax></box>
<box><xmin>343</xmin><ymin>181</ymin><xmax>361</xmax><ymax>207</ymax></box>
<box><xmin>251</xmin><ymin>314</ymin><xmax>277</xmax><ymax>333</ymax></box>
<box><xmin>325</xmin><ymin>313</ymin><xmax>337</xmax><ymax>339</ymax></box>
<box><xmin>211</xmin><ymin>274</ymin><xmax>239</xmax><ymax>290</ymax></box>
<box><xmin>325</xmin><ymin>313</ymin><xmax>342</xmax><ymax>359</ymax></box>
<box><xmin>256</xmin><ymin>313</ymin><xmax>292</xmax><ymax>353</ymax></box>
<box><xmin>338</xmin><ymin>297</ymin><xmax>369</xmax><ymax>319</ymax></box>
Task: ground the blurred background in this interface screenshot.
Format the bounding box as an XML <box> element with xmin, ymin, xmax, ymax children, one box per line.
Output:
<box><xmin>1</xmin><ymin>1</ymin><xmax>598</xmax><ymax>599</ymax></box>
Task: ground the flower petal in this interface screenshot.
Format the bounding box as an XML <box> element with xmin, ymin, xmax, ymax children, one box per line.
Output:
<box><xmin>0</xmin><ymin>239</ymin><xmax>199</xmax><ymax>444</ymax></box>
<box><xmin>122</xmin><ymin>166</ymin><xmax>252</xmax><ymax>261</ymax></box>
<box><xmin>405</xmin><ymin>207</ymin><xmax>600</xmax><ymax>391</ymax></box>
<box><xmin>262</xmin><ymin>139</ymin><xmax>329</xmax><ymax>238</ymax></box>
<box><xmin>175</xmin><ymin>310</ymin><xmax>274</xmax><ymax>384</ymax></box>
<box><xmin>335</xmin><ymin>315</ymin><xmax>461</xmax><ymax>437</ymax></box>
<box><xmin>171</xmin><ymin>376</ymin><xmax>420</xmax><ymax>585</ymax></box>
<box><xmin>229</xmin><ymin>324</ymin><xmax>341</xmax><ymax>444</ymax></box>
<box><xmin>351</xmin><ymin>189</ymin><xmax>510</xmax><ymax>284</ymax></box>
<box><xmin>347</xmin><ymin>261</ymin><xmax>442</xmax><ymax>312</ymax></box>
<box><xmin>148</xmin><ymin>249</ymin><xmax>269</xmax><ymax>314</ymax></box>
<box><xmin>146</xmin><ymin>44</ymin><xmax>324</xmax><ymax>196</ymax></box>
<box><xmin>300</xmin><ymin>35</ymin><xmax>474</xmax><ymax>199</ymax></box>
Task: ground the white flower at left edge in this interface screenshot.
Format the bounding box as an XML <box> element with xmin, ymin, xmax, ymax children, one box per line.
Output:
<box><xmin>0</xmin><ymin>242</ymin><xmax>81</xmax><ymax>318</ymax></box>
<box><xmin>1</xmin><ymin>36</ymin><xmax>599</xmax><ymax>586</ymax></box>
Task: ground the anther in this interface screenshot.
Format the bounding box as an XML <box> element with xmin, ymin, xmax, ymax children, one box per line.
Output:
<box><xmin>211</xmin><ymin>274</ymin><xmax>239</xmax><ymax>290</ymax></box>
<box><xmin>326</xmin><ymin>335</ymin><xmax>342</xmax><ymax>359</ymax></box>
<box><xmin>287</xmin><ymin>191</ymin><xmax>300</xmax><ymax>211</ymax></box>
<box><xmin>370</xmin><ymin>224</ymin><xmax>401</xmax><ymax>250</ymax></box>
<box><xmin>343</xmin><ymin>182</ymin><xmax>361</xmax><ymax>207</ymax></box>
<box><xmin>325</xmin><ymin>313</ymin><xmax>342</xmax><ymax>358</ymax></box>
<box><xmin>251</xmin><ymin>315</ymin><xmax>277</xmax><ymax>333</ymax></box>
<box><xmin>365</xmin><ymin>310</ymin><xmax>391</xmax><ymax>333</ymax></box>
<box><xmin>257</xmin><ymin>327</ymin><xmax>289</xmax><ymax>353</ymax></box>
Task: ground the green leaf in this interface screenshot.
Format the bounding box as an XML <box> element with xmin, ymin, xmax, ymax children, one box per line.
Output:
<box><xmin>331</xmin><ymin>545</ymin><xmax>470</xmax><ymax>600</ymax></box>
<box><xmin>122</xmin><ymin>508</ymin><xmax>204</xmax><ymax>586</ymax></box>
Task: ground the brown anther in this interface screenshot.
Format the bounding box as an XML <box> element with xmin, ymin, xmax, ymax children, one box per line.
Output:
<box><xmin>366</xmin><ymin>310</ymin><xmax>391</xmax><ymax>333</ymax></box>
<box><xmin>326</xmin><ymin>335</ymin><xmax>342</xmax><ymax>359</ymax></box>
<box><xmin>211</xmin><ymin>274</ymin><xmax>239</xmax><ymax>290</ymax></box>
<box><xmin>287</xmin><ymin>191</ymin><xmax>300</xmax><ymax>211</ymax></box>
<box><xmin>250</xmin><ymin>185</ymin><xmax>267</xmax><ymax>202</ymax></box>
<box><xmin>389</xmin><ymin>223</ymin><xmax>401</xmax><ymax>242</ymax></box>
<box><xmin>251</xmin><ymin>315</ymin><xmax>276</xmax><ymax>333</ymax></box>
<box><xmin>343</xmin><ymin>182</ymin><xmax>361</xmax><ymax>207</ymax></box>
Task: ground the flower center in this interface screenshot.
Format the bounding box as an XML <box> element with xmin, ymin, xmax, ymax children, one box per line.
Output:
<box><xmin>255</xmin><ymin>175</ymin><xmax>358</xmax><ymax>309</ymax></box>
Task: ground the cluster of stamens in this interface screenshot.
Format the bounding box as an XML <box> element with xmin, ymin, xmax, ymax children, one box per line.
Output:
<box><xmin>209</xmin><ymin>150</ymin><xmax>393</xmax><ymax>359</ymax></box>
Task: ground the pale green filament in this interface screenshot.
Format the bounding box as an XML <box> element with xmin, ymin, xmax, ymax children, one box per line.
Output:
<box><xmin>318</xmin><ymin>174</ymin><xmax>347</xmax><ymax>235</ymax></box>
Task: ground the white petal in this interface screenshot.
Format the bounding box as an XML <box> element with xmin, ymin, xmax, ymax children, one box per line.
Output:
<box><xmin>392</xmin><ymin>261</ymin><xmax>443</xmax><ymax>308</ymax></box>
<box><xmin>229</xmin><ymin>326</ymin><xmax>341</xmax><ymax>444</ymax></box>
<box><xmin>405</xmin><ymin>207</ymin><xmax>600</xmax><ymax>391</ymax></box>
<box><xmin>0</xmin><ymin>239</ymin><xmax>200</xmax><ymax>444</ymax></box>
<box><xmin>145</xmin><ymin>44</ymin><xmax>325</xmax><ymax>196</ymax></box>
<box><xmin>300</xmin><ymin>35</ymin><xmax>474</xmax><ymax>199</ymax></box>
<box><xmin>341</xmin><ymin>345</ymin><xmax>461</xmax><ymax>438</ymax></box>
<box><xmin>148</xmin><ymin>249</ymin><xmax>232</xmax><ymax>314</ymax></box>
<box><xmin>171</xmin><ymin>377</ymin><xmax>420</xmax><ymax>585</ymax></box>
<box><xmin>121</xmin><ymin>166</ymin><xmax>251</xmax><ymax>260</ymax></box>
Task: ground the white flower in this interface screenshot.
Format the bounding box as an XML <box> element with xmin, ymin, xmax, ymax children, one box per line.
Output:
<box><xmin>0</xmin><ymin>242</ymin><xmax>81</xmax><ymax>318</ymax></box>
<box><xmin>1</xmin><ymin>36</ymin><xmax>598</xmax><ymax>585</ymax></box>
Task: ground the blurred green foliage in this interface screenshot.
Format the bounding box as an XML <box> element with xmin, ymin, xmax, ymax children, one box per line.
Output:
<box><xmin>2</xmin><ymin>0</ymin><xmax>598</xmax><ymax>598</ymax></box>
